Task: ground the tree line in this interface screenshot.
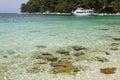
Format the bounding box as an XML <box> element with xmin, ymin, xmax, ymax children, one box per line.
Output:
<box><xmin>21</xmin><ymin>0</ymin><xmax>120</xmax><ymax>13</ymax></box>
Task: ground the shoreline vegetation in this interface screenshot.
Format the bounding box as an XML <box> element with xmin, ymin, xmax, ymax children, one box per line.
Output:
<box><xmin>19</xmin><ymin>12</ymin><xmax>71</xmax><ymax>15</ymax></box>
<box><xmin>19</xmin><ymin>12</ymin><xmax>120</xmax><ymax>16</ymax></box>
<box><xmin>21</xmin><ymin>0</ymin><xmax>120</xmax><ymax>14</ymax></box>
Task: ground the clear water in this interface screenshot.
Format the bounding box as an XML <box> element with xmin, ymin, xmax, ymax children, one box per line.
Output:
<box><xmin>0</xmin><ymin>13</ymin><xmax>120</xmax><ymax>53</ymax></box>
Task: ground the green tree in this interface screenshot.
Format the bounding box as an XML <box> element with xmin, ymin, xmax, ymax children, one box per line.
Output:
<box><xmin>21</xmin><ymin>0</ymin><xmax>120</xmax><ymax>13</ymax></box>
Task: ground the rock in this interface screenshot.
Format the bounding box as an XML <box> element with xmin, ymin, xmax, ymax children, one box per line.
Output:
<box><xmin>51</xmin><ymin>60</ymin><xmax>72</xmax><ymax>67</ymax></box>
<box><xmin>41</xmin><ymin>52</ymin><xmax>52</xmax><ymax>56</ymax></box>
<box><xmin>105</xmin><ymin>52</ymin><xmax>110</xmax><ymax>55</ymax></box>
<box><xmin>60</xmin><ymin>57</ymin><xmax>73</xmax><ymax>62</ymax></box>
<box><xmin>32</xmin><ymin>52</ymin><xmax>43</xmax><ymax>59</ymax></box>
<box><xmin>111</xmin><ymin>43</ymin><xmax>119</xmax><ymax>46</ymax></box>
<box><xmin>26</xmin><ymin>66</ymin><xmax>41</xmax><ymax>73</ymax></box>
<box><xmin>36</xmin><ymin>45</ymin><xmax>47</xmax><ymax>49</ymax></box>
<box><xmin>73</xmin><ymin>52</ymin><xmax>85</xmax><ymax>57</ymax></box>
<box><xmin>7</xmin><ymin>50</ymin><xmax>16</xmax><ymax>55</ymax></box>
<box><xmin>76</xmin><ymin>55</ymin><xmax>89</xmax><ymax>61</ymax></box>
<box><xmin>32</xmin><ymin>52</ymin><xmax>58</xmax><ymax>61</ymax></box>
<box><xmin>51</xmin><ymin>66</ymin><xmax>79</xmax><ymax>74</ymax></box>
<box><xmin>72</xmin><ymin>46</ymin><xmax>86</xmax><ymax>51</ymax></box>
<box><xmin>56</xmin><ymin>49</ymin><xmax>69</xmax><ymax>55</ymax></box>
<box><xmin>34</xmin><ymin>59</ymin><xmax>47</xmax><ymax>64</ymax></box>
<box><xmin>113</xmin><ymin>37</ymin><xmax>120</xmax><ymax>41</ymax></box>
<box><xmin>41</xmin><ymin>52</ymin><xmax>58</xmax><ymax>61</ymax></box>
<box><xmin>110</xmin><ymin>47</ymin><xmax>119</xmax><ymax>50</ymax></box>
<box><xmin>30</xmin><ymin>30</ymin><xmax>41</xmax><ymax>33</ymax></box>
<box><xmin>3</xmin><ymin>55</ymin><xmax>7</xmax><ymax>58</ymax></box>
<box><xmin>100</xmin><ymin>67</ymin><xmax>116</xmax><ymax>74</ymax></box>
<box><xmin>50</xmin><ymin>60</ymin><xmax>80</xmax><ymax>74</ymax></box>
<box><xmin>46</xmin><ymin>56</ymin><xmax>58</xmax><ymax>62</ymax></box>
<box><xmin>95</xmin><ymin>57</ymin><xmax>109</xmax><ymax>62</ymax></box>
<box><xmin>99</xmin><ymin>29</ymin><xmax>109</xmax><ymax>30</ymax></box>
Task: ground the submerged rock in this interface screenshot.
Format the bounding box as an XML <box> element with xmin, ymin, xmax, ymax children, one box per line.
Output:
<box><xmin>72</xmin><ymin>46</ymin><xmax>86</xmax><ymax>51</ymax></box>
<box><xmin>73</xmin><ymin>52</ymin><xmax>85</xmax><ymax>57</ymax></box>
<box><xmin>111</xmin><ymin>43</ymin><xmax>119</xmax><ymax>46</ymax></box>
<box><xmin>51</xmin><ymin>66</ymin><xmax>79</xmax><ymax>74</ymax></box>
<box><xmin>60</xmin><ymin>57</ymin><xmax>73</xmax><ymax>62</ymax></box>
<box><xmin>75</xmin><ymin>54</ymin><xmax>89</xmax><ymax>61</ymax></box>
<box><xmin>36</xmin><ymin>45</ymin><xmax>47</xmax><ymax>49</ymax></box>
<box><xmin>3</xmin><ymin>55</ymin><xmax>8</xmax><ymax>58</ymax></box>
<box><xmin>46</xmin><ymin>56</ymin><xmax>58</xmax><ymax>62</ymax></box>
<box><xmin>94</xmin><ymin>57</ymin><xmax>109</xmax><ymax>62</ymax></box>
<box><xmin>110</xmin><ymin>42</ymin><xmax>119</xmax><ymax>50</ymax></box>
<box><xmin>99</xmin><ymin>29</ymin><xmax>109</xmax><ymax>30</ymax></box>
<box><xmin>51</xmin><ymin>60</ymin><xmax>72</xmax><ymax>67</ymax></box>
<box><xmin>110</xmin><ymin>47</ymin><xmax>119</xmax><ymax>50</ymax></box>
<box><xmin>56</xmin><ymin>49</ymin><xmax>70</xmax><ymax>55</ymax></box>
<box><xmin>50</xmin><ymin>60</ymin><xmax>80</xmax><ymax>74</ymax></box>
<box><xmin>41</xmin><ymin>52</ymin><xmax>52</xmax><ymax>56</ymax></box>
<box><xmin>26</xmin><ymin>66</ymin><xmax>41</xmax><ymax>73</ymax></box>
<box><xmin>7</xmin><ymin>50</ymin><xmax>16</xmax><ymax>55</ymax></box>
<box><xmin>105</xmin><ymin>52</ymin><xmax>110</xmax><ymax>55</ymax></box>
<box><xmin>100</xmin><ymin>67</ymin><xmax>116</xmax><ymax>74</ymax></box>
<box><xmin>34</xmin><ymin>59</ymin><xmax>47</xmax><ymax>64</ymax></box>
<box><xmin>32</xmin><ymin>52</ymin><xmax>58</xmax><ymax>61</ymax></box>
<box><xmin>113</xmin><ymin>37</ymin><xmax>120</xmax><ymax>41</ymax></box>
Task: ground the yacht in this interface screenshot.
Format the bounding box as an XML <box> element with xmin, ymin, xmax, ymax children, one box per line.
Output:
<box><xmin>72</xmin><ymin>8</ymin><xmax>94</xmax><ymax>16</ymax></box>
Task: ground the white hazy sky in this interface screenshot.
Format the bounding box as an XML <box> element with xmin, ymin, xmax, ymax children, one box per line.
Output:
<box><xmin>0</xmin><ymin>0</ymin><xmax>28</xmax><ymax>13</ymax></box>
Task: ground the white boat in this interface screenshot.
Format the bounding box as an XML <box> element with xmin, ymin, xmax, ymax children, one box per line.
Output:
<box><xmin>72</xmin><ymin>8</ymin><xmax>94</xmax><ymax>16</ymax></box>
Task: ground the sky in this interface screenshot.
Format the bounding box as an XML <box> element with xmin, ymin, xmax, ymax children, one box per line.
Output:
<box><xmin>0</xmin><ymin>0</ymin><xmax>28</xmax><ymax>13</ymax></box>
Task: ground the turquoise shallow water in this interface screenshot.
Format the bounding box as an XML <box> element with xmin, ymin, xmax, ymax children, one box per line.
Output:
<box><xmin>0</xmin><ymin>13</ymin><xmax>120</xmax><ymax>53</ymax></box>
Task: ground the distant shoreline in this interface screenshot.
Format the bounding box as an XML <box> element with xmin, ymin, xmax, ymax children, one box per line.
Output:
<box><xmin>94</xmin><ymin>13</ymin><xmax>120</xmax><ymax>16</ymax></box>
<box><xmin>19</xmin><ymin>12</ymin><xmax>71</xmax><ymax>15</ymax></box>
<box><xmin>19</xmin><ymin>12</ymin><xmax>120</xmax><ymax>16</ymax></box>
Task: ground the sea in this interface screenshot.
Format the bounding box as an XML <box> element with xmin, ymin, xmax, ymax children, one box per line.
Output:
<box><xmin>0</xmin><ymin>13</ymin><xmax>120</xmax><ymax>54</ymax></box>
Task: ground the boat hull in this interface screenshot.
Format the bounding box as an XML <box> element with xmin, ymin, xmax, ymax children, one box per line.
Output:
<box><xmin>72</xmin><ymin>11</ymin><xmax>94</xmax><ymax>16</ymax></box>
<box><xmin>72</xmin><ymin>8</ymin><xmax>94</xmax><ymax>16</ymax></box>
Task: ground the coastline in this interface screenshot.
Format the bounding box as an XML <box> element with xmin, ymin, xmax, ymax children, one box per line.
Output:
<box><xmin>94</xmin><ymin>13</ymin><xmax>120</xmax><ymax>16</ymax></box>
<box><xmin>19</xmin><ymin>12</ymin><xmax>120</xmax><ymax>16</ymax></box>
<box><xmin>19</xmin><ymin>12</ymin><xmax>71</xmax><ymax>15</ymax></box>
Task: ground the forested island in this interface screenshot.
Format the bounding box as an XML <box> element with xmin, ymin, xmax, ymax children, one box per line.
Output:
<box><xmin>21</xmin><ymin>0</ymin><xmax>120</xmax><ymax>13</ymax></box>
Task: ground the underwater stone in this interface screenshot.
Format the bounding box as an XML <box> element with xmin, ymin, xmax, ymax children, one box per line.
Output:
<box><xmin>51</xmin><ymin>60</ymin><xmax>72</xmax><ymax>67</ymax></box>
<box><xmin>110</xmin><ymin>47</ymin><xmax>119</xmax><ymax>50</ymax></box>
<box><xmin>72</xmin><ymin>46</ymin><xmax>86</xmax><ymax>51</ymax></box>
<box><xmin>7</xmin><ymin>50</ymin><xmax>16</xmax><ymax>55</ymax></box>
<box><xmin>32</xmin><ymin>52</ymin><xmax>43</xmax><ymax>59</ymax></box>
<box><xmin>32</xmin><ymin>52</ymin><xmax>57</xmax><ymax>61</ymax></box>
<box><xmin>100</xmin><ymin>67</ymin><xmax>116</xmax><ymax>74</ymax></box>
<box><xmin>61</xmin><ymin>57</ymin><xmax>73</xmax><ymax>61</ymax></box>
<box><xmin>35</xmin><ymin>61</ymin><xmax>47</xmax><ymax>65</ymax></box>
<box><xmin>113</xmin><ymin>37</ymin><xmax>120</xmax><ymax>41</ymax></box>
<box><xmin>75</xmin><ymin>55</ymin><xmax>89</xmax><ymax>61</ymax></box>
<box><xmin>95</xmin><ymin>57</ymin><xmax>109</xmax><ymax>62</ymax></box>
<box><xmin>50</xmin><ymin>60</ymin><xmax>80</xmax><ymax>74</ymax></box>
<box><xmin>36</xmin><ymin>45</ymin><xmax>47</xmax><ymax>49</ymax></box>
<box><xmin>105</xmin><ymin>52</ymin><xmax>110</xmax><ymax>55</ymax></box>
<box><xmin>56</xmin><ymin>49</ymin><xmax>69</xmax><ymax>55</ymax></box>
<box><xmin>26</xmin><ymin>66</ymin><xmax>40</xmax><ymax>73</ymax></box>
<box><xmin>111</xmin><ymin>43</ymin><xmax>119</xmax><ymax>46</ymax></box>
<box><xmin>73</xmin><ymin>52</ymin><xmax>85</xmax><ymax>57</ymax></box>
<box><xmin>99</xmin><ymin>29</ymin><xmax>109</xmax><ymax>30</ymax></box>
<box><xmin>50</xmin><ymin>66</ymin><xmax>79</xmax><ymax>74</ymax></box>
<box><xmin>41</xmin><ymin>52</ymin><xmax>52</xmax><ymax>56</ymax></box>
<box><xmin>3</xmin><ymin>55</ymin><xmax>7</xmax><ymax>58</ymax></box>
<box><xmin>46</xmin><ymin>56</ymin><xmax>58</xmax><ymax>62</ymax></box>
